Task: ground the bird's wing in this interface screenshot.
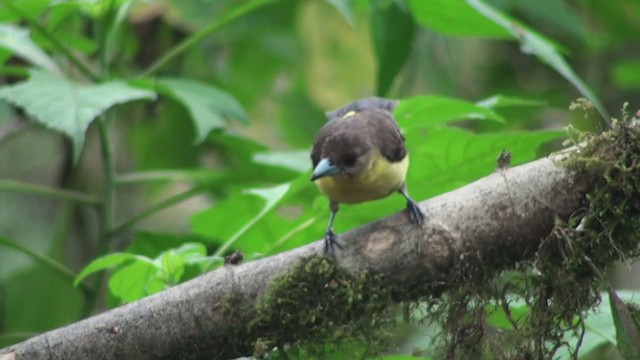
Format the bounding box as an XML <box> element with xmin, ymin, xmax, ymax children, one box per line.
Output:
<box><xmin>325</xmin><ymin>97</ymin><xmax>399</xmax><ymax>122</ymax></box>
<box><xmin>364</xmin><ymin>109</ymin><xmax>407</xmax><ymax>163</ymax></box>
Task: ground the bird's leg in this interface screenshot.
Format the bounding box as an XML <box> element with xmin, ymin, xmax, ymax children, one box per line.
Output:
<box><xmin>399</xmin><ymin>185</ymin><xmax>425</xmax><ymax>227</ymax></box>
<box><xmin>324</xmin><ymin>201</ymin><xmax>342</xmax><ymax>255</ymax></box>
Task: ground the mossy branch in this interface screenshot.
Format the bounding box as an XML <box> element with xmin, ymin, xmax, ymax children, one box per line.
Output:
<box><xmin>3</xmin><ymin>120</ymin><xmax>640</xmax><ymax>359</ymax></box>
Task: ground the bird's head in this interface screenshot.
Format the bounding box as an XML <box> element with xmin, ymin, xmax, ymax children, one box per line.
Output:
<box><xmin>311</xmin><ymin>131</ymin><xmax>373</xmax><ymax>181</ymax></box>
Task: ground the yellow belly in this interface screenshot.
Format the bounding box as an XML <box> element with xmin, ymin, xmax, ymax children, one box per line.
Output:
<box><xmin>315</xmin><ymin>155</ymin><xmax>409</xmax><ymax>204</ymax></box>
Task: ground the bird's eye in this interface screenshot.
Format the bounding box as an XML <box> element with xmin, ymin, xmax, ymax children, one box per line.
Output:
<box><xmin>343</xmin><ymin>153</ymin><xmax>357</xmax><ymax>167</ymax></box>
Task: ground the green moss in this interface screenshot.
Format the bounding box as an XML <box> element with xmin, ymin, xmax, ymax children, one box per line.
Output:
<box><xmin>250</xmin><ymin>256</ymin><xmax>398</xmax><ymax>358</ymax></box>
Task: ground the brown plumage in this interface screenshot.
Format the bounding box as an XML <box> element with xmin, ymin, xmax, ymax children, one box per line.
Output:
<box><xmin>310</xmin><ymin>98</ymin><xmax>424</xmax><ymax>254</ymax></box>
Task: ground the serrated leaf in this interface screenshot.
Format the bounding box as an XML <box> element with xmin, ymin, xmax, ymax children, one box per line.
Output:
<box><xmin>407</xmin><ymin>0</ymin><xmax>510</xmax><ymax>38</ymax></box>
<box><xmin>0</xmin><ymin>70</ymin><xmax>156</xmax><ymax>161</ymax></box>
<box><xmin>0</xmin><ymin>25</ymin><xmax>60</xmax><ymax>73</ymax></box>
<box><xmin>395</xmin><ymin>95</ymin><xmax>505</xmax><ymax>127</ymax></box>
<box><xmin>465</xmin><ymin>0</ymin><xmax>609</xmax><ymax>122</ymax></box>
<box><xmin>371</xmin><ymin>1</ymin><xmax>415</xmax><ymax>96</ymax></box>
<box><xmin>155</xmin><ymin>78</ymin><xmax>248</xmax><ymax>143</ymax></box>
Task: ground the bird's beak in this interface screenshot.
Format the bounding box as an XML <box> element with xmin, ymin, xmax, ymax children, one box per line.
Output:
<box><xmin>311</xmin><ymin>158</ymin><xmax>341</xmax><ymax>181</ymax></box>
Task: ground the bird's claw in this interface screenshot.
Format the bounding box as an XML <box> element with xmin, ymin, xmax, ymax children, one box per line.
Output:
<box><xmin>324</xmin><ymin>229</ymin><xmax>342</xmax><ymax>256</ymax></box>
<box><xmin>407</xmin><ymin>200</ymin><xmax>425</xmax><ymax>227</ymax></box>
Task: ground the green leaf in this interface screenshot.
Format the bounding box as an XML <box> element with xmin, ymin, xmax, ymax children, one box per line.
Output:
<box><xmin>253</xmin><ymin>150</ymin><xmax>310</xmax><ymax>173</ymax></box>
<box><xmin>74</xmin><ymin>252</ymin><xmax>149</xmax><ymax>286</ymax></box>
<box><xmin>609</xmin><ymin>289</ymin><xmax>640</xmax><ymax>360</ymax></box>
<box><xmin>0</xmin><ymin>24</ymin><xmax>60</xmax><ymax>73</ymax></box>
<box><xmin>155</xmin><ymin>78</ymin><xmax>248</xmax><ymax>143</ymax></box>
<box><xmin>4</xmin><ymin>267</ymin><xmax>83</xmax><ymax>332</ymax></box>
<box><xmin>192</xmin><ymin>177</ymin><xmax>316</xmax><ymax>256</ymax></box>
<box><xmin>405</xmin><ymin>126</ymin><xmax>563</xmax><ymax>200</ymax></box>
<box><xmin>371</xmin><ymin>1</ymin><xmax>415</xmax><ymax>96</ymax></box>
<box><xmin>395</xmin><ymin>95</ymin><xmax>505</xmax><ymax>127</ymax></box>
<box><xmin>612</xmin><ymin>61</ymin><xmax>640</xmax><ymax>89</ymax></box>
<box><xmin>108</xmin><ymin>261</ymin><xmax>159</xmax><ymax>303</ymax></box>
<box><xmin>325</xmin><ymin>0</ymin><xmax>355</xmax><ymax>26</ymax></box>
<box><xmin>380</xmin><ymin>356</ymin><xmax>432</xmax><ymax>360</ymax></box>
<box><xmin>407</xmin><ymin>0</ymin><xmax>510</xmax><ymax>38</ymax></box>
<box><xmin>557</xmin><ymin>291</ymin><xmax>640</xmax><ymax>358</ymax></box>
<box><xmin>465</xmin><ymin>0</ymin><xmax>609</xmax><ymax>123</ymax></box>
<box><xmin>0</xmin><ymin>70</ymin><xmax>156</xmax><ymax>161</ymax></box>
<box><xmin>476</xmin><ymin>95</ymin><xmax>546</xmax><ymax>109</ymax></box>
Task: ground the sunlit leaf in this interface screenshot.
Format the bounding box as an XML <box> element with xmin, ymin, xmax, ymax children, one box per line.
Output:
<box><xmin>0</xmin><ymin>70</ymin><xmax>156</xmax><ymax>161</ymax></box>
<box><xmin>0</xmin><ymin>25</ymin><xmax>60</xmax><ymax>73</ymax></box>
<box><xmin>155</xmin><ymin>78</ymin><xmax>248</xmax><ymax>143</ymax></box>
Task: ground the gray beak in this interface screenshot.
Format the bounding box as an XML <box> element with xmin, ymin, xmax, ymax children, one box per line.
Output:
<box><xmin>311</xmin><ymin>158</ymin><xmax>341</xmax><ymax>181</ymax></box>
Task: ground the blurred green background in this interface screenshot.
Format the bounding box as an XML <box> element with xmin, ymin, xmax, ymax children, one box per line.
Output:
<box><xmin>0</xmin><ymin>0</ymin><xmax>639</xmax><ymax>358</ymax></box>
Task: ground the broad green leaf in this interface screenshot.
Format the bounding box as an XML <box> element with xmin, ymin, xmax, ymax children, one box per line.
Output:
<box><xmin>380</xmin><ymin>356</ymin><xmax>432</xmax><ymax>360</ymax></box>
<box><xmin>108</xmin><ymin>261</ymin><xmax>159</xmax><ymax>303</ymax></box>
<box><xmin>371</xmin><ymin>1</ymin><xmax>415</xmax><ymax>96</ymax></box>
<box><xmin>476</xmin><ymin>95</ymin><xmax>545</xmax><ymax>109</ymax></box>
<box><xmin>0</xmin><ymin>70</ymin><xmax>155</xmax><ymax>161</ymax></box>
<box><xmin>407</xmin><ymin>0</ymin><xmax>510</xmax><ymax>38</ymax></box>
<box><xmin>155</xmin><ymin>78</ymin><xmax>248</xmax><ymax>143</ymax></box>
<box><xmin>609</xmin><ymin>289</ymin><xmax>640</xmax><ymax>360</ymax></box>
<box><xmin>215</xmin><ymin>183</ymin><xmax>291</xmax><ymax>256</ymax></box>
<box><xmin>192</xmin><ymin>176</ymin><xmax>315</xmax><ymax>255</ymax></box>
<box><xmin>74</xmin><ymin>253</ymin><xmax>154</xmax><ymax>286</ymax></box>
<box><xmin>0</xmin><ymin>25</ymin><xmax>60</xmax><ymax>73</ymax></box>
<box><xmin>466</xmin><ymin>0</ymin><xmax>609</xmax><ymax>122</ymax></box>
<box><xmin>395</xmin><ymin>95</ymin><xmax>505</xmax><ymax>127</ymax></box>
<box><xmin>405</xmin><ymin>126</ymin><xmax>563</xmax><ymax>200</ymax></box>
<box><xmin>157</xmin><ymin>250</ymin><xmax>187</xmax><ymax>285</ymax></box>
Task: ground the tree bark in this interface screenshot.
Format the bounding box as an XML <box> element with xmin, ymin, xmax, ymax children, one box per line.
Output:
<box><xmin>0</xmin><ymin>154</ymin><xmax>593</xmax><ymax>360</ymax></box>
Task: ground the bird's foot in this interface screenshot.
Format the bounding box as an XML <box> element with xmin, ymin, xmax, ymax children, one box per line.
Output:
<box><xmin>406</xmin><ymin>199</ymin><xmax>425</xmax><ymax>227</ymax></box>
<box><xmin>324</xmin><ymin>229</ymin><xmax>342</xmax><ymax>256</ymax></box>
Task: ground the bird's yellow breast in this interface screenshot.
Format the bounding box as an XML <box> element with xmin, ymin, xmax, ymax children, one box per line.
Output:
<box><xmin>314</xmin><ymin>152</ymin><xmax>409</xmax><ymax>204</ymax></box>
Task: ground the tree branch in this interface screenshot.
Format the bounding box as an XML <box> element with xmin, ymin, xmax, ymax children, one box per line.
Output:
<box><xmin>0</xmin><ymin>154</ymin><xmax>594</xmax><ymax>359</ymax></box>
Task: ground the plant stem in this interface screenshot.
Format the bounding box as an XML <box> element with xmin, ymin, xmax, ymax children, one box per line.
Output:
<box><xmin>140</xmin><ymin>0</ymin><xmax>275</xmax><ymax>77</ymax></box>
<box><xmin>106</xmin><ymin>187</ymin><xmax>206</xmax><ymax>239</ymax></box>
<box><xmin>0</xmin><ymin>236</ymin><xmax>92</xmax><ymax>295</ymax></box>
<box><xmin>1</xmin><ymin>0</ymin><xmax>101</xmax><ymax>81</ymax></box>
<box><xmin>0</xmin><ymin>179</ymin><xmax>101</xmax><ymax>205</ymax></box>
<box><xmin>97</xmin><ymin>115</ymin><xmax>116</xmax><ymax>244</ymax></box>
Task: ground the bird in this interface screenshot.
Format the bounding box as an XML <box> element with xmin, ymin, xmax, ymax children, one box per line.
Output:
<box><xmin>310</xmin><ymin>97</ymin><xmax>424</xmax><ymax>254</ymax></box>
